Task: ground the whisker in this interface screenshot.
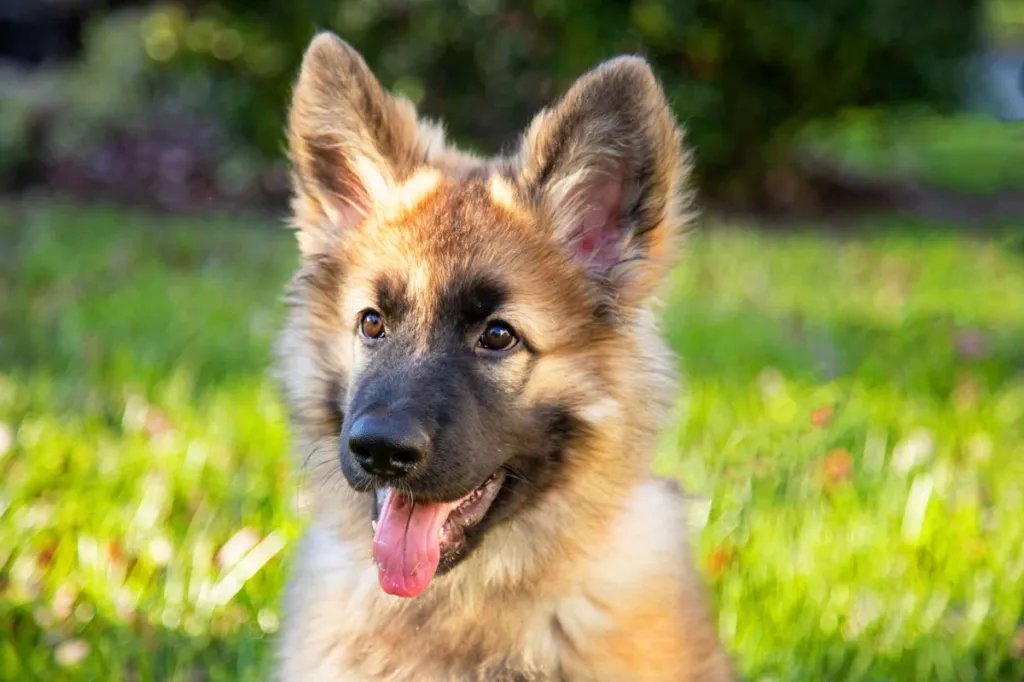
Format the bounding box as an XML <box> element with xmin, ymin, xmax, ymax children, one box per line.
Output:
<box><xmin>297</xmin><ymin>439</ymin><xmax>331</xmax><ymax>490</ymax></box>
<box><xmin>501</xmin><ymin>464</ymin><xmax>540</xmax><ymax>492</ymax></box>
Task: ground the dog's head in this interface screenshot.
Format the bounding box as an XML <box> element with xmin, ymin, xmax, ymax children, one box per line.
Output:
<box><xmin>280</xmin><ymin>33</ymin><xmax>689</xmax><ymax>598</ymax></box>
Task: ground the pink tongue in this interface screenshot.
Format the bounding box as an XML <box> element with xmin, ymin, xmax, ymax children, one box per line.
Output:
<box><xmin>372</xmin><ymin>490</ymin><xmax>458</xmax><ymax>598</ymax></box>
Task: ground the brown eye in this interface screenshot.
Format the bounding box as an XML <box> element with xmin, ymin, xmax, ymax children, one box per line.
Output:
<box><xmin>360</xmin><ymin>310</ymin><xmax>385</xmax><ymax>339</ymax></box>
<box><xmin>478</xmin><ymin>322</ymin><xmax>517</xmax><ymax>352</ymax></box>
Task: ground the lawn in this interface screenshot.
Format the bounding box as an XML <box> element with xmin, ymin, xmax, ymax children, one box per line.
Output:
<box><xmin>1</xmin><ymin>200</ymin><xmax>1023</xmax><ymax>681</ymax></box>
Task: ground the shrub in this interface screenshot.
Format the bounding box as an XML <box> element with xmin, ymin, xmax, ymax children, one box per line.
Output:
<box><xmin>144</xmin><ymin>0</ymin><xmax>983</xmax><ymax>204</ymax></box>
<box><xmin>0</xmin><ymin>10</ymin><xmax>289</xmax><ymax>211</ymax></box>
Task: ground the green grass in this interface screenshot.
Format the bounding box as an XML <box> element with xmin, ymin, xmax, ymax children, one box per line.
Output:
<box><xmin>801</xmin><ymin>111</ymin><xmax>1024</xmax><ymax>195</ymax></box>
<box><xmin>2</xmin><ymin>201</ymin><xmax>1023</xmax><ymax>681</ymax></box>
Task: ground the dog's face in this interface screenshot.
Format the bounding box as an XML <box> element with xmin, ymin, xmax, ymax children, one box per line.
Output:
<box><xmin>332</xmin><ymin>179</ymin><xmax>600</xmax><ymax>594</ymax></box>
<box><xmin>282</xmin><ymin>33</ymin><xmax>687</xmax><ymax>598</ymax></box>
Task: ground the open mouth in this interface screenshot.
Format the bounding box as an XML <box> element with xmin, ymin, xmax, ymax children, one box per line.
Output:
<box><xmin>370</xmin><ymin>470</ymin><xmax>506</xmax><ymax>598</ymax></box>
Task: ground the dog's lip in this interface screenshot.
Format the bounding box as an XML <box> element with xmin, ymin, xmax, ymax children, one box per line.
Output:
<box><xmin>442</xmin><ymin>470</ymin><xmax>506</xmax><ymax>537</ymax></box>
<box><xmin>370</xmin><ymin>470</ymin><xmax>507</xmax><ymax>556</ymax></box>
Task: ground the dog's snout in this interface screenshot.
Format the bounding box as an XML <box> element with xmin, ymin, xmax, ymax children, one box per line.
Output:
<box><xmin>348</xmin><ymin>412</ymin><xmax>428</xmax><ymax>479</ymax></box>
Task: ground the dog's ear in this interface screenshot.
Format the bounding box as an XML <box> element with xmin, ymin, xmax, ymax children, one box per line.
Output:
<box><xmin>514</xmin><ymin>56</ymin><xmax>690</xmax><ymax>302</ymax></box>
<box><xmin>288</xmin><ymin>33</ymin><xmax>434</xmax><ymax>255</ymax></box>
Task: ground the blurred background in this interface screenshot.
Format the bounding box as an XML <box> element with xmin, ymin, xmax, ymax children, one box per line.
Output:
<box><xmin>1</xmin><ymin>0</ymin><xmax>1023</xmax><ymax>680</ymax></box>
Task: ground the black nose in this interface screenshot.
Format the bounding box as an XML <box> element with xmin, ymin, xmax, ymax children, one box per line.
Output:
<box><xmin>347</xmin><ymin>413</ymin><xmax>428</xmax><ymax>479</ymax></box>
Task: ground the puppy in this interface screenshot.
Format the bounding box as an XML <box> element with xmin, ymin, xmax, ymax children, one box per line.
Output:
<box><xmin>274</xmin><ymin>32</ymin><xmax>734</xmax><ymax>682</ymax></box>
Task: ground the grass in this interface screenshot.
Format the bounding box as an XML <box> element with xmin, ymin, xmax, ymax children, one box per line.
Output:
<box><xmin>1</xmin><ymin>200</ymin><xmax>1023</xmax><ymax>681</ymax></box>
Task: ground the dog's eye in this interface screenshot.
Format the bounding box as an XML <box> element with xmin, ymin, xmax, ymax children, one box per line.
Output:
<box><xmin>360</xmin><ymin>310</ymin><xmax>386</xmax><ymax>339</ymax></box>
<box><xmin>478</xmin><ymin>322</ymin><xmax>517</xmax><ymax>352</ymax></box>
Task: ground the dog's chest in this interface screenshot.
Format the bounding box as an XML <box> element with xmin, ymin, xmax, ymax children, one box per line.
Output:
<box><xmin>281</xmin><ymin>527</ymin><xmax>577</xmax><ymax>681</ymax></box>
<box><xmin>346</xmin><ymin>591</ymin><xmax>578</xmax><ymax>680</ymax></box>
<box><xmin>281</xmin><ymin>481</ymin><xmax>691</xmax><ymax>682</ymax></box>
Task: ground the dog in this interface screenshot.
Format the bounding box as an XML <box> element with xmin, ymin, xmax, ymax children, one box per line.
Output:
<box><xmin>274</xmin><ymin>31</ymin><xmax>734</xmax><ymax>682</ymax></box>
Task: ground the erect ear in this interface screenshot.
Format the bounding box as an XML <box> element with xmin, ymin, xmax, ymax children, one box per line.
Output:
<box><xmin>287</xmin><ymin>33</ymin><xmax>438</xmax><ymax>255</ymax></box>
<box><xmin>514</xmin><ymin>56</ymin><xmax>690</xmax><ymax>301</ymax></box>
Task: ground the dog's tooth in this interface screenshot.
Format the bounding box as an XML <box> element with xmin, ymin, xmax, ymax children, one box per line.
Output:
<box><xmin>371</xmin><ymin>520</ymin><xmax>377</xmax><ymax>533</ymax></box>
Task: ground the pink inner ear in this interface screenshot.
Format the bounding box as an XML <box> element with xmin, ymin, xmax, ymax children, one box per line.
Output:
<box><xmin>574</xmin><ymin>173</ymin><xmax>625</xmax><ymax>271</ymax></box>
<box><xmin>334</xmin><ymin>200</ymin><xmax>367</xmax><ymax>233</ymax></box>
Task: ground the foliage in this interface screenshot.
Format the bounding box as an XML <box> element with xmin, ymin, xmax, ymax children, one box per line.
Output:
<box><xmin>0</xmin><ymin>11</ymin><xmax>288</xmax><ymax>211</ymax></box>
<box><xmin>0</xmin><ymin>11</ymin><xmax>151</xmax><ymax>187</ymax></box>
<box><xmin>140</xmin><ymin>0</ymin><xmax>984</xmax><ymax>203</ymax></box>
<box><xmin>2</xmin><ymin>201</ymin><xmax>1024</xmax><ymax>679</ymax></box>
<box><xmin>989</xmin><ymin>0</ymin><xmax>1024</xmax><ymax>44</ymax></box>
<box><xmin>801</xmin><ymin>109</ymin><xmax>1024</xmax><ymax>194</ymax></box>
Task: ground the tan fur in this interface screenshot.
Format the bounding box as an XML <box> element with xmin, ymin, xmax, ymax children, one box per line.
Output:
<box><xmin>275</xmin><ymin>32</ymin><xmax>733</xmax><ymax>681</ymax></box>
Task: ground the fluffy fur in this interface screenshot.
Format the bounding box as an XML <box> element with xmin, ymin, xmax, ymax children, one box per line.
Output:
<box><xmin>274</xmin><ymin>32</ymin><xmax>734</xmax><ymax>681</ymax></box>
